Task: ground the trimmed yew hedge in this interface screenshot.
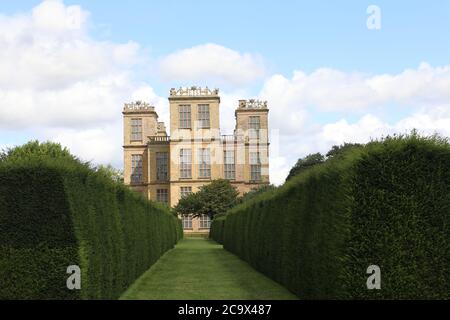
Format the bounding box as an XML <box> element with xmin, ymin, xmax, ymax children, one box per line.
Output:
<box><xmin>0</xmin><ymin>159</ymin><xmax>182</xmax><ymax>299</ymax></box>
<box><xmin>210</xmin><ymin>213</ymin><xmax>226</xmax><ymax>244</ymax></box>
<box><xmin>211</xmin><ymin>135</ymin><xmax>450</xmax><ymax>299</ymax></box>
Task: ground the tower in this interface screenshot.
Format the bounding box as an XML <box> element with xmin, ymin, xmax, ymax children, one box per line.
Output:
<box><xmin>234</xmin><ymin>99</ymin><xmax>270</xmax><ymax>186</ymax></box>
<box><xmin>122</xmin><ymin>101</ymin><xmax>167</xmax><ymax>197</ymax></box>
<box><xmin>168</xmin><ymin>86</ymin><xmax>221</xmax><ymax>206</ymax></box>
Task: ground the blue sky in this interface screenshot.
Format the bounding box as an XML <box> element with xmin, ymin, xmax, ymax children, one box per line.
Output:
<box><xmin>0</xmin><ymin>0</ymin><xmax>449</xmax><ymax>184</ymax></box>
<box><xmin>3</xmin><ymin>0</ymin><xmax>450</xmax><ymax>76</ymax></box>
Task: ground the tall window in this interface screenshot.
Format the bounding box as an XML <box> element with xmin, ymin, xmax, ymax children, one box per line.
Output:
<box><xmin>182</xmin><ymin>215</ymin><xmax>192</xmax><ymax>229</ymax></box>
<box><xmin>131</xmin><ymin>118</ymin><xmax>142</xmax><ymax>141</ymax></box>
<box><xmin>224</xmin><ymin>150</ymin><xmax>235</xmax><ymax>180</ymax></box>
<box><xmin>249</xmin><ymin>116</ymin><xmax>260</xmax><ymax>139</ymax></box>
<box><xmin>131</xmin><ymin>154</ymin><xmax>143</xmax><ymax>183</ymax></box>
<box><xmin>179</xmin><ymin>105</ymin><xmax>191</xmax><ymax>129</ymax></box>
<box><xmin>156</xmin><ymin>152</ymin><xmax>168</xmax><ymax>181</ymax></box>
<box><xmin>250</xmin><ymin>152</ymin><xmax>261</xmax><ymax>181</ymax></box>
<box><xmin>156</xmin><ymin>189</ymin><xmax>168</xmax><ymax>203</ymax></box>
<box><xmin>197</xmin><ymin>104</ymin><xmax>210</xmax><ymax>128</ymax></box>
<box><xmin>180</xmin><ymin>149</ymin><xmax>192</xmax><ymax>178</ymax></box>
<box><xmin>198</xmin><ymin>148</ymin><xmax>211</xmax><ymax>178</ymax></box>
<box><xmin>180</xmin><ymin>187</ymin><xmax>192</xmax><ymax>198</ymax></box>
<box><xmin>199</xmin><ymin>215</ymin><xmax>211</xmax><ymax>229</ymax></box>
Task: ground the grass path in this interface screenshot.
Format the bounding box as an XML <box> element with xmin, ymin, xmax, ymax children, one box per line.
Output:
<box><xmin>120</xmin><ymin>237</ymin><xmax>298</xmax><ymax>300</ymax></box>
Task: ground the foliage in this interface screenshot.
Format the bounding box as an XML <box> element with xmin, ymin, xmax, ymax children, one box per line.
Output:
<box><xmin>285</xmin><ymin>152</ymin><xmax>325</xmax><ymax>182</ymax></box>
<box><xmin>211</xmin><ymin>133</ymin><xmax>450</xmax><ymax>299</ymax></box>
<box><xmin>174</xmin><ymin>179</ymin><xmax>239</xmax><ymax>219</ymax></box>
<box><xmin>210</xmin><ymin>214</ymin><xmax>227</xmax><ymax>244</ymax></box>
<box><xmin>0</xmin><ymin>141</ymin><xmax>182</xmax><ymax>299</ymax></box>
<box><xmin>239</xmin><ymin>184</ymin><xmax>277</xmax><ymax>203</ymax></box>
<box><xmin>96</xmin><ymin>164</ymin><xmax>124</xmax><ymax>183</ymax></box>
<box><xmin>285</xmin><ymin>144</ymin><xmax>363</xmax><ymax>183</ymax></box>
<box><xmin>0</xmin><ymin>140</ymin><xmax>82</xmax><ymax>165</ymax></box>
<box><xmin>326</xmin><ymin>142</ymin><xmax>363</xmax><ymax>159</ymax></box>
<box><xmin>173</xmin><ymin>191</ymin><xmax>203</xmax><ymax>217</ymax></box>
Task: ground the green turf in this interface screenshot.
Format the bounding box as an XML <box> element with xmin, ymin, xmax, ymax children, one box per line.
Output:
<box><xmin>120</xmin><ymin>238</ymin><xmax>298</xmax><ymax>300</ymax></box>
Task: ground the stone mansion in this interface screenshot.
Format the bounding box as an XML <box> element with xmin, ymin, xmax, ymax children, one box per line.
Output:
<box><xmin>123</xmin><ymin>86</ymin><xmax>269</xmax><ymax>234</ymax></box>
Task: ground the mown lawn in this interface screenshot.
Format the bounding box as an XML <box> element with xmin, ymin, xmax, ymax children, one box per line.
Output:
<box><xmin>120</xmin><ymin>237</ymin><xmax>298</xmax><ymax>300</ymax></box>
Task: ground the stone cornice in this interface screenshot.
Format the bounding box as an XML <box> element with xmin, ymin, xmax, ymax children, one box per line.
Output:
<box><xmin>238</xmin><ymin>99</ymin><xmax>268</xmax><ymax>110</ymax></box>
<box><xmin>168</xmin><ymin>86</ymin><xmax>220</xmax><ymax>102</ymax></box>
<box><xmin>123</xmin><ymin>101</ymin><xmax>157</xmax><ymax>114</ymax></box>
<box><xmin>169</xmin><ymin>86</ymin><xmax>219</xmax><ymax>97</ymax></box>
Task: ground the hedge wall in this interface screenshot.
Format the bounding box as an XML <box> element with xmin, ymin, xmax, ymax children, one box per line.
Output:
<box><xmin>0</xmin><ymin>161</ymin><xmax>182</xmax><ymax>299</ymax></box>
<box><xmin>210</xmin><ymin>213</ymin><xmax>226</xmax><ymax>244</ymax></box>
<box><xmin>211</xmin><ymin>135</ymin><xmax>450</xmax><ymax>299</ymax></box>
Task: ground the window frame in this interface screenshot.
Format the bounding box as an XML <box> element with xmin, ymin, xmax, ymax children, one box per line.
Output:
<box><xmin>248</xmin><ymin>116</ymin><xmax>261</xmax><ymax>139</ymax></box>
<box><xmin>199</xmin><ymin>214</ymin><xmax>211</xmax><ymax>229</ymax></box>
<box><xmin>197</xmin><ymin>104</ymin><xmax>210</xmax><ymax>129</ymax></box>
<box><xmin>198</xmin><ymin>148</ymin><xmax>211</xmax><ymax>178</ymax></box>
<box><xmin>156</xmin><ymin>152</ymin><xmax>169</xmax><ymax>181</ymax></box>
<box><xmin>131</xmin><ymin>154</ymin><xmax>143</xmax><ymax>183</ymax></box>
<box><xmin>224</xmin><ymin>150</ymin><xmax>235</xmax><ymax>180</ymax></box>
<box><xmin>179</xmin><ymin>104</ymin><xmax>191</xmax><ymax>129</ymax></box>
<box><xmin>130</xmin><ymin>118</ymin><xmax>143</xmax><ymax>141</ymax></box>
<box><xmin>250</xmin><ymin>152</ymin><xmax>261</xmax><ymax>181</ymax></box>
<box><xmin>156</xmin><ymin>188</ymin><xmax>169</xmax><ymax>203</ymax></box>
<box><xmin>180</xmin><ymin>186</ymin><xmax>192</xmax><ymax>198</ymax></box>
<box><xmin>182</xmin><ymin>215</ymin><xmax>193</xmax><ymax>229</ymax></box>
<box><xmin>179</xmin><ymin>148</ymin><xmax>192</xmax><ymax>179</ymax></box>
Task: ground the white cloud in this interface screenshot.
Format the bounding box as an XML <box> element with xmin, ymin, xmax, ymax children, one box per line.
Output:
<box><xmin>396</xmin><ymin>106</ymin><xmax>450</xmax><ymax>136</ymax></box>
<box><xmin>219</xmin><ymin>89</ymin><xmax>252</xmax><ymax>134</ymax></box>
<box><xmin>321</xmin><ymin>114</ymin><xmax>391</xmax><ymax>145</ymax></box>
<box><xmin>258</xmin><ymin>74</ymin><xmax>309</xmax><ymax>135</ymax></box>
<box><xmin>44</xmin><ymin>124</ymin><xmax>122</xmax><ymax>165</ymax></box>
<box><xmin>269</xmin><ymin>156</ymin><xmax>290</xmax><ymax>187</ymax></box>
<box><xmin>319</xmin><ymin>109</ymin><xmax>450</xmax><ymax>150</ymax></box>
<box><xmin>260</xmin><ymin>63</ymin><xmax>450</xmax><ymax>114</ymax></box>
<box><xmin>130</xmin><ymin>85</ymin><xmax>170</xmax><ymax>131</ymax></box>
<box><xmin>0</xmin><ymin>0</ymin><xmax>147</xmax><ymax>129</ymax></box>
<box><xmin>0</xmin><ymin>1</ymin><xmax>140</xmax><ymax>91</ymax></box>
<box><xmin>268</xmin><ymin>109</ymin><xmax>450</xmax><ymax>186</ymax></box>
<box><xmin>0</xmin><ymin>75</ymin><xmax>131</xmax><ymax>128</ymax></box>
<box><xmin>31</xmin><ymin>0</ymin><xmax>88</xmax><ymax>33</ymax></box>
<box><xmin>261</xmin><ymin>64</ymin><xmax>450</xmax><ymax>185</ymax></box>
<box><xmin>0</xmin><ymin>0</ymin><xmax>165</xmax><ymax>168</ymax></box>
<box><xmin>159</xmin><ymin>43</ymin><xmax>266</xmax><ymax>86</ymax></box>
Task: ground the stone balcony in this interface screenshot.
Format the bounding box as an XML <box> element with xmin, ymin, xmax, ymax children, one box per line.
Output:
<box><xmin>123</xmin><ymin>101</ymin><xmax>155</xmax><ymax>113</ymax></box>
<box><xmin>169</xmin><ymin>86</ymin><xmax>219</xmax><ymax>98</ymax></box>
<box><xmin>238</xmin><ymin>99</ymin><xmax>268</xmax><ymax>110</ymax></box>
<box><xmin>148</xmin><ymin>135</ymin><xmax>170</xmax><ymax>144</ymax></box>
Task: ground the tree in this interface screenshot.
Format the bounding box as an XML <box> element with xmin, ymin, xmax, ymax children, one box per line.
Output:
<box><xmin>0</xmin><ymin>140</ymin><xmax>82</xmax><ymax>165</ymax></box>
<box><xmin>1</xmin><ymin>141</ymin><xmax>125</xmax><ymax>186</ymax></box>
<box><xmin>285</xmin><ymin>153</ymin><xmax>325</xmax><ymax>182</ymax></box>
<box><xmin>173</xmin><ymin>191</ymin><xmax>203</xmax><ymax>217</ymax></box>
<box><xmin>96</xmin><ymin>164</ymin><xmax>124</xmax><ymax>183</ymax></box>
<box><xmin>240</xmin><ymin>184</ymin><xmax>277</xmax><ymax>203</ymax></box>
<box><xmin>173</xmin><ymin>179</ymin><xmax>239</xmax><ymax>219</ymax></box>
<box><xmin>326</xmin><ymin>143</ymin><xmax>362</xmax><ymax>159</ymax></box>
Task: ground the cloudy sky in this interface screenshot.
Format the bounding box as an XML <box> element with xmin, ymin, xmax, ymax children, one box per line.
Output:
<box><xmin>1</xmin><ymin>0</ymin><xmax>450</xmax><ymax>185</ymax></box>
